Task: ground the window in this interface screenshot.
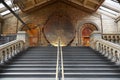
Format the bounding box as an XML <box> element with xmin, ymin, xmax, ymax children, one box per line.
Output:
<box><xmin>97</xmin><ymin>0</ymin><xmax>120</xmax><ymax>19</ymax></box>
<box><xmin>0</xmin><ymin>0</ymin><xmax>19</xmax><ymax>16</ymax></box>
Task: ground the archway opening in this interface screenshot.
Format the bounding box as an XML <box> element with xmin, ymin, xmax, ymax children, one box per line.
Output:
<box><xmin>81</xmin><ymin>23</ymin><xmax>98</xmax><ymax>46</ymax></box>
<box><xmin>21</xmin><ymin>23</ymin><xmax>39</xmax><ymax>47</ymax></box>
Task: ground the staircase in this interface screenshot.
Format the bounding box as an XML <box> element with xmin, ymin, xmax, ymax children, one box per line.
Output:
<box><xmin>0</xmin><ymin>46</ymin><xmax>120</xmax><ymax>80</ymax></box>
<box><xmin>63</xmin><ymin>47</ymin><xmax>120</xmax><ymax>80</ymax></box>
<box><xmin>0</xmin><ymin>47</ymin><xmax>57</xmax><ymax>80</ymax></box>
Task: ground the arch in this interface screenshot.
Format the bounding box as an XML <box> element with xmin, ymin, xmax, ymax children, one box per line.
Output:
<box><xmin>20</xmin><ymin>23</ymin><xmax>40</xmax><ymax>47</ymax></box>
<box><xmin>78</xmin><ymin>22</ymin><xmax>98</xmax><ymax>46</ymax></box>
<box><xmin>77</xmin><ymin>21</ymin><xmax>100</xmax><ymax>31</ymax></box>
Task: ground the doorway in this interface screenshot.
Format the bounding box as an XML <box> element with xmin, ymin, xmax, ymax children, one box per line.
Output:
<box><xmin>81</xmin><ymin>23</ymin><xmax>98</xmax><ymax>46</ymax></box>
<box><xmin>21</xmin><ymin>23</ymin><xmax>39</xmax><ymax>47</ymax></box>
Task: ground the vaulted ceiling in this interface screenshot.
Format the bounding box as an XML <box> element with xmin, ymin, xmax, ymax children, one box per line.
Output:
<box><xmin>1</xmin><ymin>0</ymin><xmax>120</xmax><ymax>19</ymax></box>
<box><xmin>13</xmin><ymin>0</ymin><xmax>104</xmax><ymax>13</ymax></box>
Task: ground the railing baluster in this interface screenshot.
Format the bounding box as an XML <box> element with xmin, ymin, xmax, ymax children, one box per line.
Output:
<box><xmin>90</xmin><ymin>38</ymin><xmax>120</xmax><ymax>64</ymax></box>
<box><xmin>0</xmin><ymin>40</ymin><xmax>25</xmax><ymax>64</ymax></box>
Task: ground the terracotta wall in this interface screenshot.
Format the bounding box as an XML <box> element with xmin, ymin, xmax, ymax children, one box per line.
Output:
<box><xmin>1</xmin><ymin>2</ymin><xmax>118</xmax><ymax>46</ymax></box>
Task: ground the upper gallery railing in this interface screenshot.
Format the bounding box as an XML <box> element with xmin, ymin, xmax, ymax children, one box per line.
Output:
<box><xmin>56</xmin><ymin>39</ymin><xmax>64</xmax><ymax>80</ymax></box>
<box><xmin>0</xmin><ymin>40</ymin><xmax>24</xmax><ymax>64</ymax></box>
<box><xmin>0</xmin><ymin>31</ymin><xmax>29</xmax><ymax>64</ymax></box>
<box><xmin>90</xmin><ymin>31</ymin><xmax>120</xmax><ymax>64</ymax></box>
<box><xmin>0</xmin><ymin>34</ymin><xmax>16</xmax><ymax>45</ymax></box>
<box><xmin>102</xmin><ymin>33</ymin><xmax>120</xmax><ymax>44</ymax></box>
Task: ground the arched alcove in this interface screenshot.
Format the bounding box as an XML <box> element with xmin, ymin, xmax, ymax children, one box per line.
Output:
<box><xmin>80</xmin><ymin>23</ymin><xmax>98</xmax><ymax>46</ymax></box>
<box><xmin>21</xmin><ymin>23</ymin><xmax>40</xmax><ymax>47</ymax></box>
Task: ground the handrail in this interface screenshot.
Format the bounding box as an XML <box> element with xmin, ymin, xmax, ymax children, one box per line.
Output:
<box><xmin>56</xmin><ymin>39</ymin><xmax>60</xmax><ymax>80</ymax></box>
<box><xmin>0</xmin><ymin>40</ymin><xmax>25</xmax><ymax>64</ymax></box>
<box><xmin>102</xmin><ymin>34</ymin><xmax>120</xmax><ymax>44</ymax></box>
<box><xmin>90</xmin><ymin>38</ymin><xmax>120</xmax><ymax>64</ymax></box>
<box><xmin>60</xmin><ymin>44</ymin><xmax>64</xmax><ymax>80</ymax></box>
<box><xmin>56</xmin><ymin>39</ymin><xmax>64</xmax><ymax>80</ymax></box>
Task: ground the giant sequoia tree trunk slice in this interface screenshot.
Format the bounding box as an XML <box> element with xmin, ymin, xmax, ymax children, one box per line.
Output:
<box><xmin>44</xmin><ymin>14</ymin><xmax>75</xmax><ymax>46</ymax></box>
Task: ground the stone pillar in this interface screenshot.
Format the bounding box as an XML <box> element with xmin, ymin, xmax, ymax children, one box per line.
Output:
<box><xmin>118</xmin><ymin>20</ymin><xmax>120</xmax><ymax>32</ymax></box>
<box><xmin>90</xmin><ymin>31</ymin><xmax>102</xmax><ymax>39</ymax></box>
<box><xmin>0</xmin><ymin>15</ymin><xmax>3</xmax><ymax>34</ymax></box>
<box><xmin>116</xmin><ymin>16</ymin><xmax>120</xmax><ymax>32</ymax></box>
<box><xmin>90</xmin><ymin>31</ymin><xmax>102</xmax><ymax>49</ymax></box>
<box><xmin>16</xmin><ymin>31</ymin><xmax>29</xmax><ymax>49</ymax></box>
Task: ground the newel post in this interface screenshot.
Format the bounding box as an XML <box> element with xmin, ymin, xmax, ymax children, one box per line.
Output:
<box><xmin>90</xmin><ymin>31</ymin><xmax>102</xmax><ymax>50</ymax></box>
<box><xmin>16</xmin><ymin>31</ymin><xmax>29</xmax><ymax>49</ymax></box>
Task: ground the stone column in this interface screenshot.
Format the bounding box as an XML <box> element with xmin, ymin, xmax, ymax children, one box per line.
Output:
<box><xmin>116</xmin><ymin>16</ymin><xmax>120</xmax><ymax>32</ymax></box>
<box><xmin>0</xmin><ymin>15</ymin><xmax>3</xmax><ymax>34</ymax></box>
<box><xmin>16</xmin><ymin>31</ymin><xmax>29</xmax><ymax>49</ymax></box>
<box><xmin>118</xmin><ymin>21</ymin><xmax>120</xmax><ymax>32</ymax></box>
<box><xmin>90</xmin><ymin>31</ymin><xmax>102</xmax><ymax>39</ymax></box>
<box><xmin>115</xmin><ymin>15</ymin><xmax>120</xmax><ymax>44</ymax></box>
<box><xmin>90</xmin><ymin>31</ymin><xmax>102</xmax><ymax>49</ymax></box>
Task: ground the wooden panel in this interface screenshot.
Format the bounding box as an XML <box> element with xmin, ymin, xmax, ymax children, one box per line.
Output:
<box><xmin>35</xmin><ymin>0</ymin><xmax>46</xmax><ymax>3</ymax></box>
<box><xmin>25</xmin><ymin>0</ymin><xmax>35</xmax><ymax>7</ymax></box>
<box><xmin>14</xmin><ymin>0</ymin><xmax>105</xmax><ymax>12</ymax></box>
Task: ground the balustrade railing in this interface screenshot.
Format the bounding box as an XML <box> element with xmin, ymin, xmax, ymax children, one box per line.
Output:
<box><xmin>56</xmin><ymin>39</ymin><xmax>64</xmax><ymax>80</ymax></box>
<box><xmin>0</xmin><ymin>40</ymin><xmax>24</xmax><ymax>64</ymax></box>
<box><xmin>90</xmin><ymin>38</ymin><xmax>120</xmax><ymax>64</ymax></box>
<box><xmin>0</xmin><ymin>34</ymin><xmax>16</xmax><ymax>45</ymax></box>
<box><xmin>102</xmin><ymin>34</ymin><xmax>120</xmax><ymax>44</ymax></box>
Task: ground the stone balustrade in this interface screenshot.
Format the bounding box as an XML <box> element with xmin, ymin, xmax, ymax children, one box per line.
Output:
<box><xmin>102</xmin><ymin>33</ymin><xmax>120</xmax><ymax>44</ymax></box>
<box><xmin>0</xmin><ymin>34</ymin><xmax>16</xmax><ymax>45</ymax></box>
<box><xmin>0</xmin><ymin>31</ymin><xmax>29</xmax><ymax>64</ymax></box>
<box><xmin>0</xmin><ymin>40</ymin><xmax>24</xmax><ymax>64</ymax></box>
<box><xmin>90</xmin><ymin>31</ymin><xmax>120</xmax><ymax>64</ymax></box>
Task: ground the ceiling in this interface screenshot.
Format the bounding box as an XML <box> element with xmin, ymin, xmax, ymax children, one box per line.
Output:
<box><xmin>0</xmin><ymin>0</ymin><xmax>120</xmax><ymax>19</ymax></box>
<box><xmin>13</xmin><ymin>0</ymin><xmax>104</xmax><ymax>13</ymax></box>
<box><xmin>97</xmin><ymin>0</ymin><xmax>120</xmax><ymax>19</ymax></box>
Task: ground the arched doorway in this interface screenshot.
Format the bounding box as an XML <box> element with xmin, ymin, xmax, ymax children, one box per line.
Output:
<box><xmin>21</xmin><ymin>23</ymin><xmax>39</xmax><ymax>47</ymax></box>
<box><xmin>80</xmin><ymin>23</ymin><xmax>98</xmax><ymax>46</ymax></box>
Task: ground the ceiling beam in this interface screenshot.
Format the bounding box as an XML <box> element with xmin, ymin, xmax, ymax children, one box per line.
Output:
<box><xmin>61</xmin><ymin>0</ymin><xmax>94</xmax><ymax>13</ymax></box>
<box><xmin>0</xmin><ymin>5</ymin><xmax>14</xmax><ymax>13</ymax></box>
<box><xmin>102</xmin><ymin>4</ymin><xmax>120</xmax><ymax>13</ymax></box>
<box><xmin>0</xmin><ymin>0</ymin><xmax>31</xmax><ymax>30</ymax></box>
<box><xmin>97</xmin><ymin>9</ymin><xmax>116</xmax><ymax>19</ymax></box>
<box><xmin>13</xmin><ymin>0</ymin><xmax>57</xmax><ymax>12</ymax></box>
